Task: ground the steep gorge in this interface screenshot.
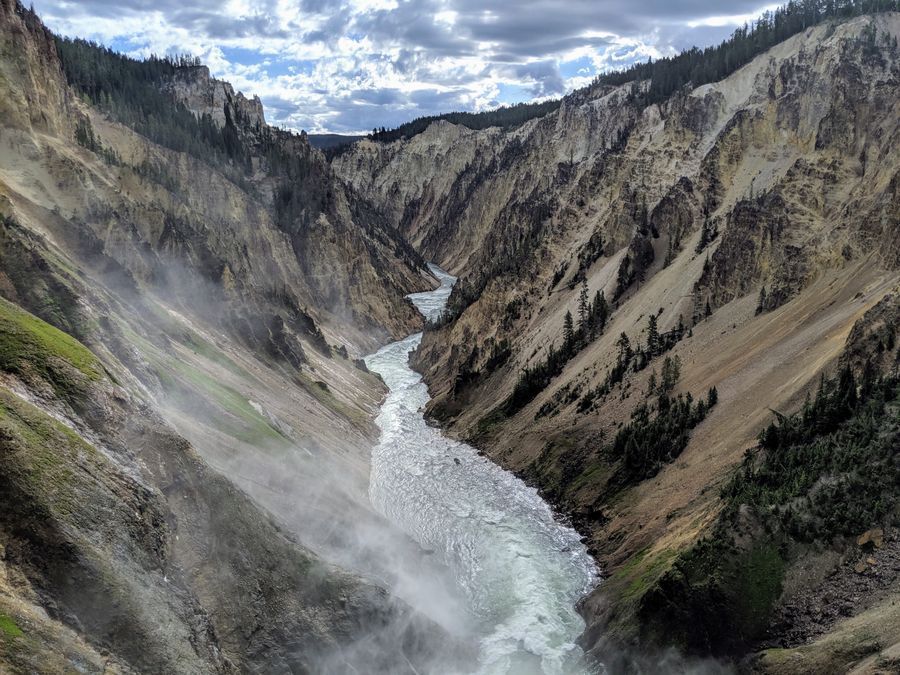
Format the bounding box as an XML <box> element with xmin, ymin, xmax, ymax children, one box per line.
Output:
<box><xmin>335</xmin><ymin>10</ymin><xmax>900</xmax><ymax>671</ymax></box>
<box><xmin>1</xmin><ymin>0</ymin><xmax>899</xmax><ymax>672</ymax></box>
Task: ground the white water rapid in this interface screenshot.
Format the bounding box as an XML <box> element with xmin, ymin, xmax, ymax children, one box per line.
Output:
<box><xmin>365</xmin><ymin>264</ymin><xmax>599</xmax><ymax>675</ymax></box>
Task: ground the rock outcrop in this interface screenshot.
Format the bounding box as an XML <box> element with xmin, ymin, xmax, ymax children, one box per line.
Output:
<box><xmin>164</xmin><ymin>64</ymin><xmax>266</xmax><ymax>129</ymax></box>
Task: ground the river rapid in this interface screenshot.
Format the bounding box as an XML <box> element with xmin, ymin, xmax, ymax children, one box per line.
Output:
<box><xmin>365</xmin><ymin>264</ymin><xmax>599</xmax><ymax>675</ymax></box>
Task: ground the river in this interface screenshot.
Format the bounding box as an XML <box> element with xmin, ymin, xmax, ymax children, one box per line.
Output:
<box><xmin>365</xmin><ymin>264</ymin><xmax>599</xmax><ymax>675</ymax></box>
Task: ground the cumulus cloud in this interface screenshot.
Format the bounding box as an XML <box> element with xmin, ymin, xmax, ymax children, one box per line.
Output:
<box><xmin>32</xmin><ymin>0</ymin><xmax>778</xmax><ymax>133</ymax></box>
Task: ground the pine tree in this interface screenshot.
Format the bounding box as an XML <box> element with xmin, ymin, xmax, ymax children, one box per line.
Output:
<box><xmin>860</xmin><ymin>359</ymin><xmax>877</xmax><ymax>401</ymax></box>
<box><xmin>563</xmin><ymin>310</ymin><xmax>575</xmax><ymax>351</ymax></box>
<box><xmin>801</xmin><ymin>389</ymin><xmax>813</xmax><ymax>425</ymax></box>
<box><xmin>696</xmin><ymin>218</ymin><xmax>711</xmax><ymax>253</ymax></box>
<box><xmin>593</xmin><ymin>289</ymin><xmax>609</xmax><ymax>333</ymax></box>
<box><xmin>660</xmin><ymin>355</ymin><xmax>681</xmax><ymax>394</ymax></box>
<box><xmin>836</xmin><ymin>364</ymin><xmax>858</xmax><ymax>414</ymax></box>
<box><xmin>615</xmin><ymin>255</ymin><xmax>632</xmax><ymax>299</ymax></box>
<box><xmin>578</xmin><ymin>278</ymin><xmax>589</xmax><ymax>339</ymax></box>
<box><xmin>756</xmin><ymin>286</ymin><xmax>768</xmax><ymax>315</ymax></box>
<box><xmin>691</xmin><ymin>287</ymin><xmax>704</xmax><ymax>325</ymax></box>
<box><xmin>646</xmin><ymin>313</ymin><xmax>661</xmax><ymax>357</ymax></box>
<box><xmin>664</xmin><ymin>235</ymin><xmax>676</xmax><ymax>267</ymax></box>
<box><xmin>616</xmin><ymin>332</ymin><xmax>632</xmax><ymax>365</ymax></box>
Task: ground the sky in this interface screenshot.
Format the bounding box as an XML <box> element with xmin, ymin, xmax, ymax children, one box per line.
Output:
<box><xmin>32</xmin><ymin>0</ymin><xmax>779</xmax><ymax>134</ymax></box>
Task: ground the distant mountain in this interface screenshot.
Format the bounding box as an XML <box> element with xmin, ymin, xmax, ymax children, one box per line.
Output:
<box><xmin>307</xmin><ymin>132</ymin><xmax>365</xmax><ymax>149</ymax></box>
<box><xmin>367</xmin><ymin>98</ymin><xmax>562</xmax><ymax>143</ymax></box>
<box><xmin>363</xmin><ymin>0</ymin><xmax>899</xmax><ymax>145</ymax></box>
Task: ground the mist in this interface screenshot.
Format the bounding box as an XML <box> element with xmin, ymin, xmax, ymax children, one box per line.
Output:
<box><xmin>119</xmin><ymin>253</ymin><xmax>476</xmax><ymax>671</ymax></box>
<box><xmin>123</xmin><ymin>254</ymin><xmax>733</xmax><ymax>674</ymax></box>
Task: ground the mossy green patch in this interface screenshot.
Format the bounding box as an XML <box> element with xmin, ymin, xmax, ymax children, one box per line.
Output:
<box><xmin>159</xmin><ymin>359</ymin><xmax>287</xmax><ymax>445</ymax></box>
<box><xmin>0</xmin><ymin>614</ymin><xmax>24</xmax><ymax>638</ymax></box>
<box><xmin>618</xmin><ymin>547</ymin><xmax>679</xmax><ymax>600</ymax></box>
<box><xmin>599</xmin><ymin>545</ymin><xmax>686</xmax><ymax>646</ymax></box>
<box><xmin>569</xmin><ymin>460</ymin><xmax>612</xmax><ymax>494</ymax></box>
<box><xmin>118</xmin><ymin>316</ymin><xmax>302</xmax><ymax>445</ymax></box>
<box><xmin>617</xmin><ymin>546</ymin><xmax>650</xmax><ymax>576</ymax></box>
<box><xmin>0</xmin><ymin>387</ymin><xmax>94</xmax><ymax>519</ymax></box>
<box><xmin>635</xmin><ymin>533</ymin><xmax>788</xmax><ymax>655</ymax></box>
<box><xmin>758</xmin><ymin>647</ymin><xmax>790</xmax><ymax>663</ymax></box>
<box><xmin>0</xmin><ymin>296</ymin><xmax>102</xmax><ymax>398</ymax></box>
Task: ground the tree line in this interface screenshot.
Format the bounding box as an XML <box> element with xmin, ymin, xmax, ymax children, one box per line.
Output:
<box><xmin>366</xmin><ymin>99</ymin><xmax>562</xmax><ymax>144</ymax></box>
<box><xmin>594</xmin><ymin>0</ymin><xmax>900</xmax><ymax>105</ymax></box>
<box><xmin>577</xmin><ymin>312</ymin><xmax>688</xmax><ymax>413</ymax></box>
<box><xmin>54</xmin><ymin>37</ymin><xmax>253</xmax><ymax>173</ymax></box>
<box><xmin>365</xmin><ymin>0</ymin><xmax>898</xmax><ymax>146</ymax></box>
<box><xmin>505</xmin><ymin>275</ymin><xmax>696</xmax><ymax>417</ymax></box>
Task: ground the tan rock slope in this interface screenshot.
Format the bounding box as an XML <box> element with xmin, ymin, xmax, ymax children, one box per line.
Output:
<box><xmin>0</xmin><ymin>0</ymin><xmax>461</xmax><ymax>672</ymax></box>
<box><xmin>336</xmin><ymin>11</ymin><xmax>900</xmax><ymax>671</ymax></box>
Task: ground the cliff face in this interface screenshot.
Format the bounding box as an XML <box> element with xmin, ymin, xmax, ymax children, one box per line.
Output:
<box><xmin>156</xmin><ymin>61</ymin><xmax>435</xmax><ymax>350</ymax></box>
<box><xmin>338</xmin><ymin>15</ymin><xmax>899</xmax><ymax>297</ymax></box>
<box><xmin>0</xmin><ymin>0</ymin><xmax>69</xmax><ymax>136</ymax></box>
<box><xmin>164</xmin><ymin>64</ymin><xmax>267</xmax><ymax>129</ymax></box>
<box><xmin>0</xmin><ymin>1</ymin><xmax>459</xmax><ymax>672</ymax></box>
<box><xmin>335</xmin><ymin>12</ymin><xmax>900</xmax><ymax>669</ymax></box>
<box><xmin>7</xmin><ymin>3</ymin><xmax>433</xmax><ymax>357</ymax></box>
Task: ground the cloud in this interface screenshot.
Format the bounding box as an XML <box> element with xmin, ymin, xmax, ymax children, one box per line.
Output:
<box><xmin>32</xmin><ymin>0</ymin><xmax>777</xmax><ymax>133</ymax></box>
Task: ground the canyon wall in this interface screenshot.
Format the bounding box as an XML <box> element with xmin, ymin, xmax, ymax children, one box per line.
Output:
<box><xmin>336</xmin><ymin>12</ymin><xmax>900</xmax><ymax>670</ymax></box>
<box><xmin>0</xmin><ymin>1</ymin><xmax>457</xmax><ymax>671</ymax></box>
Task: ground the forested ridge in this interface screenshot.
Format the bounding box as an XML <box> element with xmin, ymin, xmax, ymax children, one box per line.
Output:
<box><xmin>591</xmin><ymin>0</ymin><xmax>900</xmax><ymax>104</ymax></box>
<box><xmin>365</xmin><ymin>99</ymin><xmax>563</xmax><ymax>144</ymax></box>
<box><xmin>363</xmin><ymin>0</ymin><xmax>899</xmax><ymax>145</ymax></box>
<box><xmin>53</xmin><ymin>34</ymin><xmax>335</xmax><ymax>195</ymax></box>
<box><xmin>55</xmin><ymin>39</ymin><xmax>252</xmax><ymax>170</ymax></box>
<box><xmin>52</xmin><ymin>0</ymin><xmax>900</xmax><ymax>150</ymax></box>
<box><xmin>642</xmin><ymin>365</ymin><xmax>900</xmax><ymax>654</ymax></box>
<box><xmin>54</xmin><ymin>34</ymin><xmax>357</xmax><ymax>231</ymax></box>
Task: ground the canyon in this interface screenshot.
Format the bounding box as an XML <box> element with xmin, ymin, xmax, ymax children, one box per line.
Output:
<box><xmin>0</xmin><ymin>0</ymin><xmax>898</xmax><ymax>672</ymax></box>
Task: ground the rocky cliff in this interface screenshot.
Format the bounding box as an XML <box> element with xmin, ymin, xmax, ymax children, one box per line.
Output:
<box><xmin>164</xmin><ymin>64</ymin><xmax>267</xmax><ymax>130</ymax></box>
<box><xmin>0</xmin><ymin>0</ymin><xmax>462</xmax><ymax>672</ymax></box>
<box><xmin>3</xmin><ymin>0</ymin><xmax>899</xmax><ymax>670</ymax></box>
<box><xmin>335</xmin><ymin>11</ymin><xmax>900</xmax><ymax>671</ymax></box>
